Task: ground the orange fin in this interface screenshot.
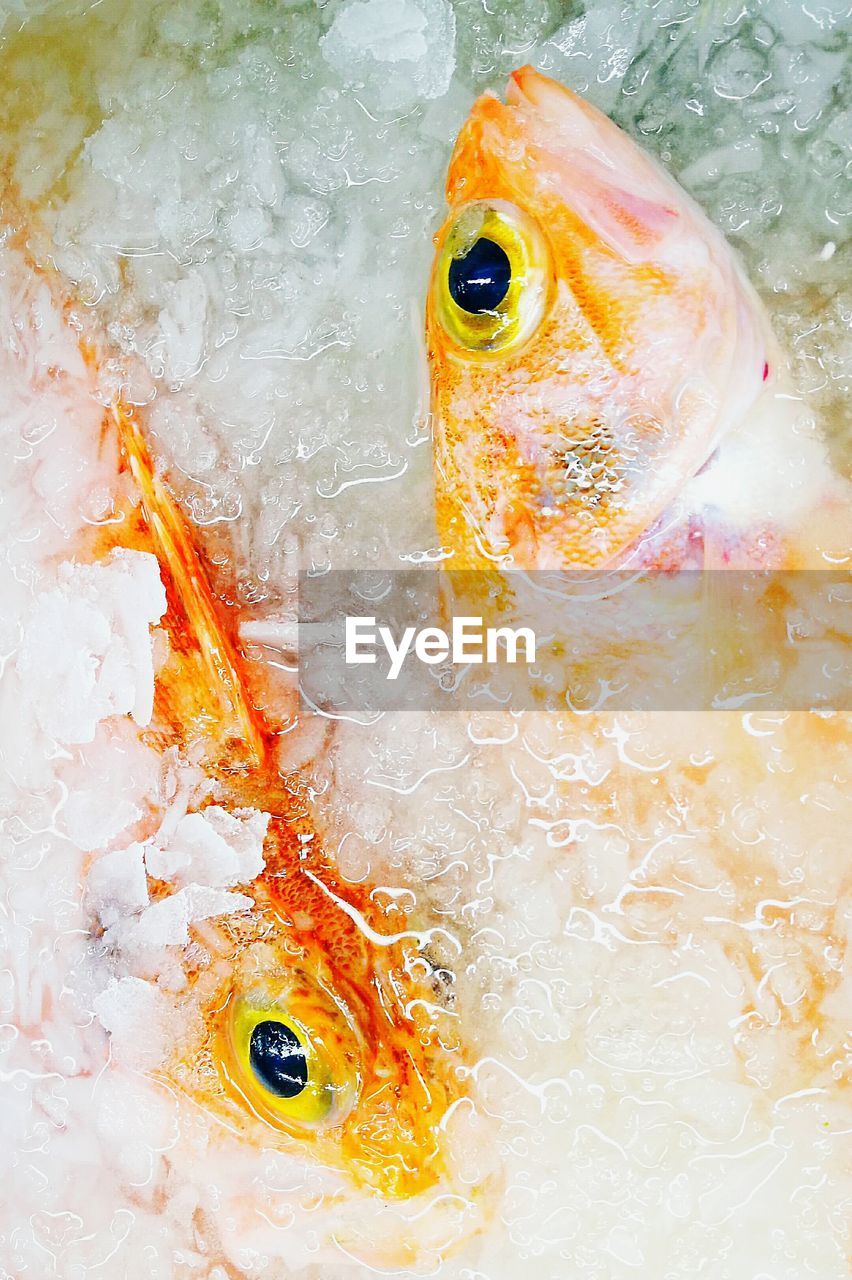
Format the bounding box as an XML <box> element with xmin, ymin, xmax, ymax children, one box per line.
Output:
<box><xmin>112</xmin><ymin>401</ymin><xmax>267</xmax><ymax>770</ymax></box>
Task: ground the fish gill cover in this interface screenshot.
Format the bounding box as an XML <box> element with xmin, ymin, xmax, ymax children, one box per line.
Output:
<box><xmin>0</xmin><ymin>1</ymin><xmax>850</xmax><ymax>1278</ymax></box>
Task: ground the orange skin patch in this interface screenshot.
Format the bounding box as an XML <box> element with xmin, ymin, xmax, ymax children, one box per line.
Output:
<box><xmin>427</xmin><ymin>66</ymin><xmax>769</xmax><ymax>570</ymax></box>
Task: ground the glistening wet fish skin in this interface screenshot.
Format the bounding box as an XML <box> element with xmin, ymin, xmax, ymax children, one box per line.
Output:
<box><xmin>0</xmin><ymin>200</ymin><xmax>486</xmax><ymax>1271</ymax></box>
<box><xmin>427</xmin><ymin>66</ymin><xmax>847</xmax><ymax>573</ymax></box>
<box><xmin>95</xmin><ymin>392</ymin><xmax>467</xmax><ymax>1207</ymax></box>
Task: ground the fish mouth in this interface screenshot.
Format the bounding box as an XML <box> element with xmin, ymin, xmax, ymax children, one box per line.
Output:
<box><xmin>448</xmin><ymin>65</ymin><xmax>685</xmax><ymax>268</ymax></box>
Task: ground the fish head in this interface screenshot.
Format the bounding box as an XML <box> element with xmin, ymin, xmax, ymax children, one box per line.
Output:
<box><xmin>157</xmin><ymin>812</ymin><xmax>463</xmax><ymax>1206</ymax></box>
<box><xmin>426</xmin><ymin>66</ymin><xmax>771</xmax><ymax>569</ymax></box>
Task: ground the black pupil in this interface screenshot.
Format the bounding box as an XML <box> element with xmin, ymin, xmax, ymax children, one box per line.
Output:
<box><xmin>249</xmin><ymin>1020</ymin><xmax>308</xmax><ymax>1099</ymax></box>
<box><xmin>448</xmin><ymin>237</ymin><xmax>511</xmax><ymax>314</ymax></box>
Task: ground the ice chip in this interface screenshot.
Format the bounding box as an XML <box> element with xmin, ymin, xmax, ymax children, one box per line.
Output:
<box><xmin>18</xmin><ymin>593</ymin><xmax>113</xmax><ymax>745</ymax></box>
<box><xmin>106</xmin><ymin>884</ymin><xmax>254</xmax><ymax>958</ymax></box>
<box><xmin>60</xmin><ymin>732</ymin><xmax>156</xmax><ymax>851</ymax></box>
<box><xmin>63</xmin><ymin>787</ymin><xmax>143</xmax><ymax>854</ymax></box>
<box><xmin>87</xmin><ymin>842</ymin><xmax>150</xmax><ymax>928</ymax></box>
<box><xmin>143</xmin><ymin>841</ymin><xmax>188</xmax><ymax>883</ymax></box>
<box><xmin>16</xmin><ymin>549</ymin><xmax>166</xmax><ymax>745</ymax></box>
<box><xmin>145</xmin><ymin>806</ymin><xmax>269</xmax><ymax>888</ymax></box>
<box><xmin>92</xmin><ymin>976</ymin><xmax>175</xmax><ymax>1069</ymax></box>
<box><xmin>125</xmin><ymin>892</ymin><xmax>192</xmax><ymax>950</ymax></box>
<box><xmin>326</xmin><ymin>0</ymin><xmax>429</xmax><ymax>62</ymax></box>
<box><xmin>321</xmin><ymin>0</ymin><xmax>456</xmax><ymax>111</ymax></box>
<box><xmin>158</xmin><ymin>274</ymin><xmax>209</xmax><ymax>382</ymax></box>
<box><xmin>182</xmin><ymin>884</ymin><xmax>255</xmax><ymax>924</ymax></box>
<box><xmin>224</xmin><ymin>203</ymin><xmax>272</xmax><ymax>254</ymax></box>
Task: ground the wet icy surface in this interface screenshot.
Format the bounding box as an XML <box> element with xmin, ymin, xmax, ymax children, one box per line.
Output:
<box><xmin>2</xmin><ymin>0</ymin><xmax>849</xmax><ymax>585</ymax></box>
<box><xmin>0</xmin><ymin>0</ymin><xmax>851</xmax><ymax>1276</ymax></box>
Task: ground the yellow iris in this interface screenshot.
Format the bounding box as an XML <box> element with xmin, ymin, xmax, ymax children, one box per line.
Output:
<box><xmin>431</xmin><ymin>199</ymin><xmax>552</xmax><ymax>357</ymax></box>
<box><xmin>217</xmin><ymin>971</ymin><xmax>362</xmax><ymax>1134</ymax></box>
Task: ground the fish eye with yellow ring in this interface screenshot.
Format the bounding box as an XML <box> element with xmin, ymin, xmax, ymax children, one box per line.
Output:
<box><xmin>218</xmin><ymin>980</ymin><xmax>362</xmax><ymax>1134</ymax></box>
<box><xmin>431</xmin><ymin>199</ymin><xmax>552</xmax><ymax>357</ymax></box>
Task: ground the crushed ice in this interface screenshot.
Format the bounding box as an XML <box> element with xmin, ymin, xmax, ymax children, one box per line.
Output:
<box><xmin>0</xmin><ymin>0</ymin><xmax>850</xmax><ymax>1275</ymax></box>
<box><xmin>322</xmin><ymin>0</ymin><xmax>457</xmax><ymax>110</ymax></box>
<box><xmin>16</xmin><ymin>549</ymin><xmax>166</xmax><ymax>744</ymax></box>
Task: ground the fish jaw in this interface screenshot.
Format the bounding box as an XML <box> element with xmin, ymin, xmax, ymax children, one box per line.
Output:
<box><xmin>427</xmin><ymin>66</ymin><xmax>772</xmax><ymax>570</ymax></box>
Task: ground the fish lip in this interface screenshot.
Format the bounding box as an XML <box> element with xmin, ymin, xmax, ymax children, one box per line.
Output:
<box><xmin>506</xmin><ymin>63</ymin><xmax>567</xmax><ymax>111</ymax></box>
<box><xmin>479</xmin><ymin>66</ymin><xmax>688</xmax><ymax>266</ymax></box>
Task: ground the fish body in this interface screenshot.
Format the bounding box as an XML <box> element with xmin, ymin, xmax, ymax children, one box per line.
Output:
<box><xmin>0</xmin><ymin>209</ymin><xmax>481</xmax><ymax>1273</ymax></box>
<box><xmin>102</xmin><ymin>399</ymin><xmax>463</xmax><ymax>1206</ymax></box>
<box><xmin>427</xmin><ymin>66</ymin><xmax>845</xmax><ymax>573</ymax></box>
<box><xmin>2</xmin><ymin>205</ymin><xmax>464</xmax><ymax>1207</ymax></box>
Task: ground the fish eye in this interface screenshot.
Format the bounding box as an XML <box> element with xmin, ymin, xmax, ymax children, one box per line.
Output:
<box><xmin>448</xmin><ymin>237</ymin><xmax>512</xmax><ymax>313</ymax></box>
<box><xmin>249</xmin><ymin>1019</ymin><xmax>308</xmax><ymax>1098</ymax></box>
<box><xmin>218</xmin><ymin>985</ymin><xmax>361</xmax><ymax>1134</ymax></box>
<box><xmin>431</xmin><ymin>199</ymin><xmax>552</xmax><ymax>357</ymax></box>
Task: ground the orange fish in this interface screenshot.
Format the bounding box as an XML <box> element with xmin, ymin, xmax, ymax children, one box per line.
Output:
<box><xmin>427</xmin><ymin>66</ymin><xmax>844</xmax><ymax>573</ymax></box>
<box><xmin>98</xmin><ymin>396</ymin><xmax>464</xmax><ymax>1205</ymax></box>
<box><xmin>2</xmin><ymin>202</ymin><xmax>479</xmax><ymax>1267</ymax></box>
